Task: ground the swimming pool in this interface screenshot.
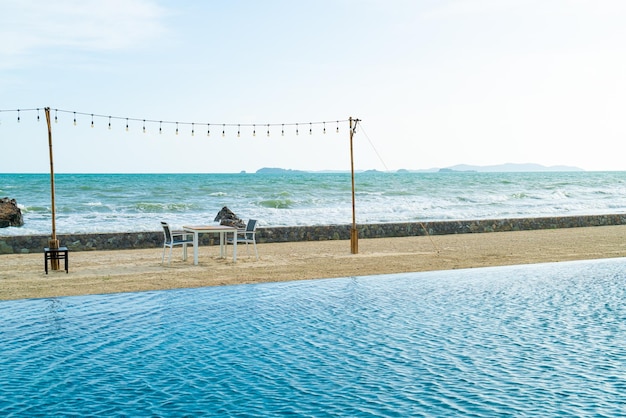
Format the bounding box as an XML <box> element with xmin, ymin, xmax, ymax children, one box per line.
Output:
<box><xmin>2</xmin><ymin>258</ymin><xmax>626</xmax><ymax>416</ymax></box>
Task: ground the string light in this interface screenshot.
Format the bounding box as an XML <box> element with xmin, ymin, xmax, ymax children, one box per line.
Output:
<box><xmin>0</xmin><ymin>108</ymin><xmax>352</xmax><ymax>139</ymax></box>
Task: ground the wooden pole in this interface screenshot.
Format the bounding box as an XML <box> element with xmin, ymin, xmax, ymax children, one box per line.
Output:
<box><xmin>349</xmin><ymin>117</ymin><xmax>358</xmax><ymax>254</ymax></box>
<box><xmin>45</xmin><ymin>107</ymin><xmax>60</xmax><ymax>269</ymax></box>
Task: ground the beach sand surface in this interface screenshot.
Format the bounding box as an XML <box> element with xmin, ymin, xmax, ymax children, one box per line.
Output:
<box><xmin>1</xmin><ymin>225</ymin><xmax>625</xmax><ymax>301</ymax></box>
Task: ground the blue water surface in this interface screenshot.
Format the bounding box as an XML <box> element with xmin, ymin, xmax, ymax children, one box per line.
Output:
<box><xmin>2</xmin><ymin>258</ymin><xmax>626</xmax><ymax>416</ymax></box>
<box><xmin>2</xmin><ymin>171</ymin><xmax>626</xmax><ymax>235</ymax></box>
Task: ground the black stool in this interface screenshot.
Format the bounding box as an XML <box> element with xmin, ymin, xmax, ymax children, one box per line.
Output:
<box><xmin>44</xmin><ymin>247</ymin><xmax>69</xmax><ymax>274</ymax></box>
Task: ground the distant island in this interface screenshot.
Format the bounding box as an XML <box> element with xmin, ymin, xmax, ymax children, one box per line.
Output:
<box><xmin>434</xmin><ymin>163</ymin><xmax>584</xmax><ymax>173</ymax></box>
<box><xmin>255</xmin><ymin>167</ymin><xmax>308</xmax><ymax>174</ymax></box>
<box><xmin>256</xmin><ymin>163</ymin><xmax>584</xmax><ymax>174</ymax></box>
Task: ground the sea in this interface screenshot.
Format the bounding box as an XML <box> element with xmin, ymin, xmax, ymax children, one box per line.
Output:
<box><xmin>1</xmin><ymin>171</ymin><xmax>626</xmax><ymax>236</ymax></box>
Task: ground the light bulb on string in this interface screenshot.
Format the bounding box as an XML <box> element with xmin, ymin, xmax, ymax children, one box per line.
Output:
<box><xmin>237</xmin><ymin>124</ymin><xmax>240</xmax><ymax>137</ymax></box>
<box><xmin>54</xmin><ymin>109</ymin><xmax>58</xmax><ymax>123</ymax></box>
<box><xmin>108</xmin><ymin>116</ymin><xmax>111</xmax><ymax>130</ymax></box>
<box><xmin>159</xmin><ymin>121</ymin><xmax>162</xmax><ymax>134</ymax></box>
<box><xmin>309</xmin><ymin>122</ymin><xmax>312</xmax><ymax>135</ymax></box>
<box><xmin>267</xmin><ymin>124</ymin><xmax>270</xmax><ymax>137</ymax></box>
<box><xmin>207</xmin><ymin>124</ymin><xmax>210</xmax><ymax>137</ymax></box>
<box><xmin>175</xmin><ymin>122</ymin><xmax>179</xmax><ymax>135</ymax></box>
<box><xmin>336</xmin><ymin>121</ymin><xmax>339</xmax><ymax>133</ymax></box>
<box><xmin>191</xmin><ymin>123</ymin><xmax>195</xmax><ymax>136</ymax></box>
<box><xmin>91</xmin><ymin>114</ymin><xmax>94</xmax><ymax>128</ymax></box>
<box><xmin>323</xmin><ymin>122</ymin><xmax>326</xmax><ymax>134</ymax></box>
<box><xmin>17</xmin><ymin>109</ymin><xmax>20</xmax><ymax>123</ymax></box>
<box><xmin>37</xmin><ymin>108</ymin><xmax>40</xmax><ymax>122</ymax></box>
<box><xmin>73</xmin><ymin>112</ymin><xmax>76</xmax><ymax>126</ymax></box>
<box><xmin>253</xmin><ymin>124</ymin><xmax>256</xmax><ymax>137</ymax></box>
<box><xmin>222</xmin><ymin>124</ymin><xmax>225</xmax><ymax>137</ymax></box>
<box><xmin>126</xmin><ymin>118</ymin><xmax>129</xmax><ymax>132</ymax></box>
<box><xmin>296</xmin><ymin>123</ymin><xmax>299</xmax><ymax>136</ymax></box>
<box><xmin>281</xmin><ymin>124</ymin><xmax>285</xmax><ymax>136</ymax></box>
<box><xmin>143</xmin><ymin>120</ymin><xmax>146</xmax><ymax>133</ymax></box>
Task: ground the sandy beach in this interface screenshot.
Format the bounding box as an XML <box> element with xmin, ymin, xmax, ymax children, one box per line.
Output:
<box><xmin>1</xmin><ymin>225</ymin><xmax>625</xmax><ymax>301</ymax></box>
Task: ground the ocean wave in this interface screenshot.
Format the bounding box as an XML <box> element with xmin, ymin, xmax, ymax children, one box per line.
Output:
<box><xmin>133</xmin><ymin>202</ymin><xmax>198</xmax><ymax>212</ymax></box>
<box><xmin>257</xmin><ymin>199</ymin><xmax>295</xmax><ymax>209</ymax></box>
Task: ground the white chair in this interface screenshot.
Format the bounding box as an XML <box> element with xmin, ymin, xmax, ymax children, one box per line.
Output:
<box><xmin>161</xmin><ymin>221</ymin><xmax>194</xmax><ymax>265</ymax></box>
<box><xmin>229</xmin><ymin>219</ymin><xmax>259</xmax><ymax>260</ymax></box>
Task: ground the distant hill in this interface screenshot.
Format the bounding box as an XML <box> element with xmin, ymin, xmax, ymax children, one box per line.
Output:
<box><xmin>255</xmin><ymin>167</ymin><xmax>308</xmax><ymax>174</ymax></box>
<box><xmin>256</xmin><ymin>163</ymin><xmax>584</xmax><ymax>174</ymax></box>
<box><xmin>442</xmin><ymin>163</ymin><xmax>584</xmax><ymax>172</ymax></box>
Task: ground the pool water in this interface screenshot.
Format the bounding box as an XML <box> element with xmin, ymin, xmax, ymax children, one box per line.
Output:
<box><xmin>2</xmin><ymin>258</ymin><xmax>626</xmax><ymax>416</ymax></box>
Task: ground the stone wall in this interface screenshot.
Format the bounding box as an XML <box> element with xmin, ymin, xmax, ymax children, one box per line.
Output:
<box><xmin>1</xmin><ymin>214</ymin><xmax>625</xmax><ymax>255</ymax></box>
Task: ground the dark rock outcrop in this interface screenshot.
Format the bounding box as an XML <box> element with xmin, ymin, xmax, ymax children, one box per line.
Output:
<box><xmin>0</xmin><ymin>197</ymin><xmax>24</xmax><ymax>228</ymax></box>
<box><xmin>214</xmin><ymin>206</ymin><xmax>246</xmax><ymax>229</ymax></box>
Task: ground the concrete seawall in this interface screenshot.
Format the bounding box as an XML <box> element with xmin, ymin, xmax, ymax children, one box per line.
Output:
<box><xmin>1</xmin><ymin>214</ymin><xmax>625</xmax><ymax>255</ymax></box>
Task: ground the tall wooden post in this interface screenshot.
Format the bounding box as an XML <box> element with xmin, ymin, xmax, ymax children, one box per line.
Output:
<box><xmin>349</xmin><ymin>117</ymin><xmax>359</xmax><ymax>254</ymax></box>
<box><xmin>45</xmin><ymin>107</ymin><xmax>60</xmax><ymax>269</ymax></box>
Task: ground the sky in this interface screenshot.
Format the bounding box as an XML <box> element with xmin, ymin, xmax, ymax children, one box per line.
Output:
<box><xmin>1</xmin><ymin>0</ymin><xmax>625</xmax><ymax>173</ymax></box>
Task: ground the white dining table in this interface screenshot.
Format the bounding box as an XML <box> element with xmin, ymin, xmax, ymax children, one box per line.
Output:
<box><xmin>182</xmin><ymin>225</ymin><xmax>237</xmax><ymax>265</ymax></box>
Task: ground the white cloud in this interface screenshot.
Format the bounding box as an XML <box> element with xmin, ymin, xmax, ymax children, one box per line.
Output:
<box><xmin>0</xmin><ymin>0</ymin><xmax>167</xmax><ymax>68</ymax></box>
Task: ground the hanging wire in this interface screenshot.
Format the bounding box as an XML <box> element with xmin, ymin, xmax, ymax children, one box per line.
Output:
<box><xmin>0</xmin><ymin>108</ymin><xmax>352</xmax><ymax>139</ymax></box>
<box><xmin>355</xmin><ymin>122</ymin><xmax>390</xmax><ymax>172</ymax></box>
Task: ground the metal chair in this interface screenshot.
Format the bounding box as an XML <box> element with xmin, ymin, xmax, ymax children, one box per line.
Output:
<box><xmin>229</xmin><ymin>219</ymin><xmax>259</xmax><ymax>260</ymax></box>
<box><xmin>161</xmin><ymin>221</ymin><xmax>194</xmax><ymax>265</ymax></box>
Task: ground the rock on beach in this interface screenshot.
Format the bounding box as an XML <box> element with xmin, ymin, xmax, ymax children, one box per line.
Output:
<box><xmin>0</xmin><ymin>197</ymin><xmax>23</xmax><ymax>228</ymax></box>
